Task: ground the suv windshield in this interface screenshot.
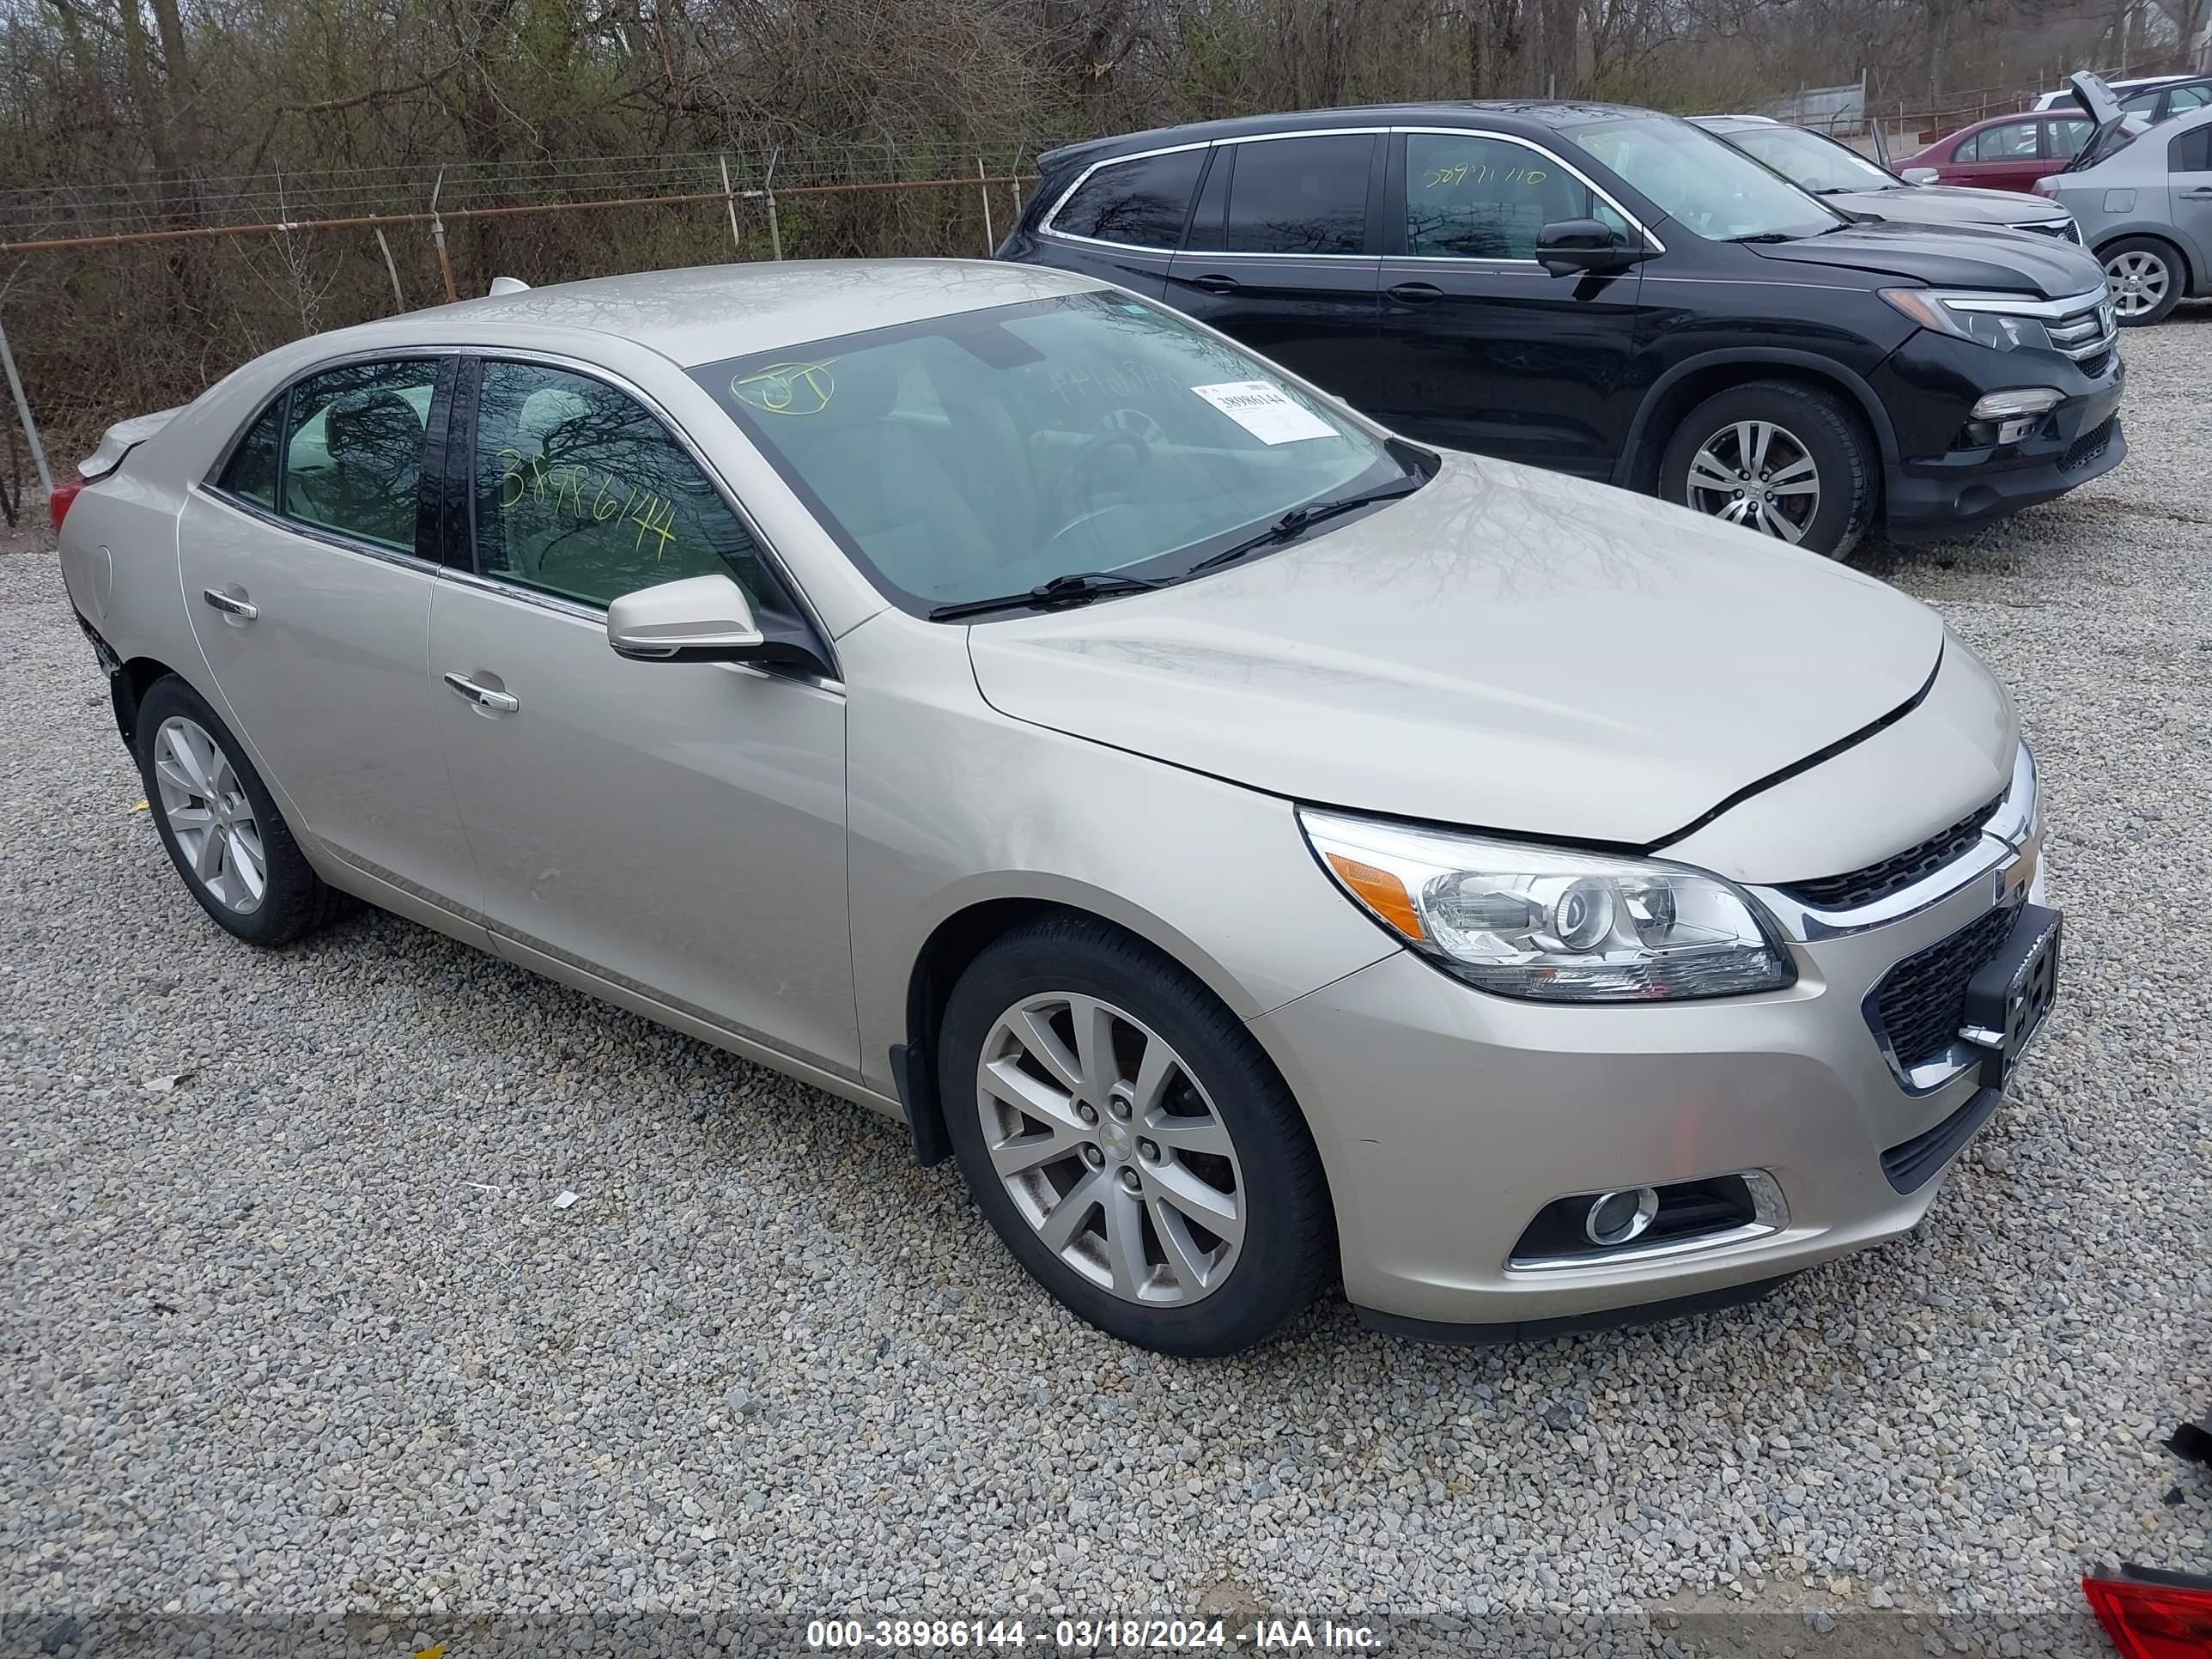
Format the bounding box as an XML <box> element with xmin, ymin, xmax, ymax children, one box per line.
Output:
<box><xmin>1573</xmin><ymin>115</ymin><xmax>1843</xmax><ymax>241</ymax></box>
<box><xmin>696</xmin><ymin>292</ymin><xmax>1416</xmax><ymax>614</ymax></box>
<box><xmin>1725</xmin><ymin>125</ymin><xmax>1900</xmax><ymax>194</ymax></box>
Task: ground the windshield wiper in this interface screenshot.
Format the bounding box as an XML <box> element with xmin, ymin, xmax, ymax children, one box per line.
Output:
<box><xmin>927</xmin><ymin>570</ymin><xmax>1167</xmax><ymax>622</ymax></box>
<box><xmin>1726</xmin><ymin>230</ymin><xmax>1798</xmax><ymax>243</ymax></box>
<box><xmin>1187</xmin><ymin>479</ymin><xmax>1425</xmax><ymax>577</ymax></box>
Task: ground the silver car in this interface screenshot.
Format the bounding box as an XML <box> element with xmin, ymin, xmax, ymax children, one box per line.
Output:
<box><xmin>2036</xmin><ymin>73</ymin><xmax>2212</xmax><ymax>324</ymax></box>
<box><xmin>55</xmin><ymin>260</ymin><xmax>2060</xmax><ymax>1354</ymax></box>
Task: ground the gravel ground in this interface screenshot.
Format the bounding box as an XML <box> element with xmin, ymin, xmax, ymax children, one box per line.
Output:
<box><xmin>3</xmin><ymin>313</ymin><xmax>2209</xmax><ymax>1659</ymax></box>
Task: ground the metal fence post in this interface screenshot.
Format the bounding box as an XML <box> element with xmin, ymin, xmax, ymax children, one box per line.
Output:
<box><xmin>0</xmin><ymin>313</ymin><xmax>53</xmax><ymax>499</ymax></box>
<box><xmin>977</xmin><ymin>157</ymin><xmax>995</xmax><ymax>252</ymax></box>
<box><xmin>428</xmin><ymin>167</ymin><xmax>458</xmax><ymax>303</ymax></box>
<box><xmin>372</xmin><ymin>227</ymin><xmax>407</xmax><ymax>311</ymax></box>
<box><xmin>718</xmin><ymin>155</ymin><xmax>744</xmax><ymax>258</ymax></box>
<box><xmin>763</xmin><ymin>148</ymin><xmax>782</xmax><ymax>261</ymax></box>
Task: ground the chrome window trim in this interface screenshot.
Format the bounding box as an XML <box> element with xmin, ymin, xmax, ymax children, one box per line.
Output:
<box><xmin>1386</xmin><ymin>125</ymin><xmax>1667</xmax><ymax>260</ymax></box>
<box><xmin>1039</xmin><ymin>138</ymin><xmax>1224</xmax><ymax>254</ymax></box>
<box><xmin>1750</xmin><ymin>744</ymin><xmax>2036</xmax><ymax>944</ymax></box>
<box><xmin>190</xmin><ymin>481</ymin><xmax>444</xmax><ymax>577</ymax></box>
<box><xmin>459</xmin><ymin>345</ymin><xmax>842</xmax><ymax>682</ymax></box>
<box><xmin>1505</xmin><ymin>1170</ymin><xmax>1789</xmax><ymax>1273</ymax></box>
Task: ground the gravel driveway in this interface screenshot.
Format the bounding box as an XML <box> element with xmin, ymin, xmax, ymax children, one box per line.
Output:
<box><xmin>3</xmin><ymin>314</ymin><xmax>2208</xmax><ymax>1659</ymax></box>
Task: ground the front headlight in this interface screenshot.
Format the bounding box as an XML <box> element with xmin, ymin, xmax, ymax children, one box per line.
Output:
<box><xmin>1299</xmin><ymin>807</ymin><xmax>1795</xmax><ymax>1002</ymax></box>
<box><xmin>1880</xmin><ymin>287</ymin><xmax>2056</xmax><ymax>352</ymax></box>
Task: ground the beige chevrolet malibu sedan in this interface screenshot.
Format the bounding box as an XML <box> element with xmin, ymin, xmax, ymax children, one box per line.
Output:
<box><xmin>56</xmin><ymin>260</ymin><xmax>2059</xmax><ymax>1354</ymax></box>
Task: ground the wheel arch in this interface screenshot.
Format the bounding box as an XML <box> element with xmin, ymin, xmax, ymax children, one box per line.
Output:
<box><xmin>893</xmin><ymin>884</ymin><xmax>1297</xmax><ymax>1169</ymax></box>
<box><xmin>1614</xmin><ymin>350</ymin><xmax>1899</xmax><ymax>495</ymax></box>
<box><xmin>112</xmin><ymin>653</ymin><xmax>188</xmax><ymax>744</ymax></box>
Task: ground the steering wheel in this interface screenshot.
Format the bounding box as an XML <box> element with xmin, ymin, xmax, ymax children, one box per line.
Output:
<box><xmin>1046</xmin><ymin>425</ymin><xmax>1152</xmax><ymax>538</ymax></box>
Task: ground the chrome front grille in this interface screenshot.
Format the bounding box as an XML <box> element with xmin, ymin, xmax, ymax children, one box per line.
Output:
<box><xmin>2046</xmin><ymin>295</ymin><xmax>2118</xmax><ymax>370</ymax></box>
<box><xmin>2021</xmin><ymin>217</ymin><xmax>2082</xmax><ymax>245</ymax></box>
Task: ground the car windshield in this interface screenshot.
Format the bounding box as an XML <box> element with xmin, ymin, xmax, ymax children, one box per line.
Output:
<box><xmin>694</xmin><ymin>292</ymin><xmax>1415</xmax><ymax>614</ymax></box>
<box><xmin>1573</xmin><ymin>115</ymin><xmax>1843</xmax><ymax>241</ymax></box>
<box><xmin>1727</xmin><ymin>125</ymin><xmax>1900</xmax><ymax>194</ymax></box>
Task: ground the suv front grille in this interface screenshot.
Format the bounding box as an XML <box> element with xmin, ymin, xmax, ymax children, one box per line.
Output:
<box><xmin>2062</xmin><ymin>415</ymin><xmax>2117</xmax><ymax>472</ymax></box>
<box><xmin>2046</xmin><ymin>295</ymin><xmax>2118</xmax><ymax>372</ymax></box>
<box><xmin>1779</xmin><ymin>795</ymin><xmax>2002</xmax><ymax>911</ymax></box>
<box><xmin>1868</xmin><ymin>899</ymin><xmax>2020</xmax><ymax>1071</ymax></box>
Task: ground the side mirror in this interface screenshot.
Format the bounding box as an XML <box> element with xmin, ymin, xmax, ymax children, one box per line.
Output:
<box><xmin>1900</xmin><ymin>167</ymin><xmax>1940</xmax><ymax>185</ymax></box>
<box><xmin>1534</xmin><ymin>218</ymin><xmax>1647</xmax><ymax>278</ymax></box>
<box><xmin>606</xmin><ymin>573</ymin><xmax>766</xmax><ymax>662</ymax></box>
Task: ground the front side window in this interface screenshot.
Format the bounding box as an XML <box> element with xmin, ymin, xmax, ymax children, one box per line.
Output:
<box><xmin>1570</xmin><ymin>115</ymin><xmax>1838</xmax><ymax>242</ymax></box>
<box><xmin>1221</xmin><ymin>134</ymin><xmax>1374</xmax><ymax>254</ymax></box>
<box><xmin>1401</xmin><ymin>132</ymin><xmax>1617</xmax><ymax>258</ymax></box>
<box><xmin>281</xmin><ymin>360</ymin><xmax>439</xmax><ymax>553</ymax></box>
<box><xmin>1050</xmin><ymin>149</ymin><xmax>1206</xmax><ymax>249</ymax></box>
<box><xmin>1963</xmin><ymin>121</ymin><xmax>2041</xmax><ymax>161</ymax></box>
<box><xmin>2172</xmin><ymin>85</ymin><xmax>2212</xmax><ymax>113</ymax></box>
<box><xmin>695</xmin><ymin>291</ymin><xmax>1416</xmax><ymax>612</ymax></box>
<box><xmin>471</xmin><ymin>361</ymin><xmax>778</xmax><ymax>611</ymax></box>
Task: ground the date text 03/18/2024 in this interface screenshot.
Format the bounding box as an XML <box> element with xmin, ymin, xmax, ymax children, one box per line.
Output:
<box><xmin>805</xmin><ymin>1618</ymin><xmax>1383</xmax><ymax>1650</ymax></box>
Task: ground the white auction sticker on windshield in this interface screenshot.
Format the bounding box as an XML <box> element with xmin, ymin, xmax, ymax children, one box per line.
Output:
<box><xmin>1190</xmin><ymin>381</ymin><xmax>1337</xmax><ymax>445</ymax></box>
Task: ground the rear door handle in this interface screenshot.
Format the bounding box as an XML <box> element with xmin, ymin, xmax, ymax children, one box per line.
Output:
<box><xmin>1387</xmin><ymin>282</ymin><xmax>1445</xmax><ymax>304</ymax></box>
<box><xmin>443</xmin><ymin>672</ymin><xmax>520</xmax><ymax>714</ymax></box>
<box><xmin>1190</xmin><ymin>273</ymin><xmax>1240</xmax><ymax>294</ymax></box>
<box><xmin>200</xmin><ymin>587</ymin><xmax>258</xmax><ymax>621</ymax></box>
<box><xmin>2183</xmin><ymin>187</ymin><xmax>2212</xmax><ymax>200</ymax></box>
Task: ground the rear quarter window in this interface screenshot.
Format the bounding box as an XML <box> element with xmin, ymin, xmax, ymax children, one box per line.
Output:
<box><xmin>1049</xmin><ymin>149</ymin><xmax>1206</xmax><ymax>249</ymax></box>
<box><xmin>2173</xmin><ymin>126</ymin><xmax>2212</xmax><ymax>173</ymax></box>
<box><xmin>219</xmin><ymin>400</ymin><xmax>283</xmax><ymax>508</ymax></box>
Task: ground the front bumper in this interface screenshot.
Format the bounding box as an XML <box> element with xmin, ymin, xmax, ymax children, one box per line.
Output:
<box><xmin>1875</xmin><ymin>328</ymin><xmax>2126</xmax><ymax>541</ymax></box>
<box><xmin>1252</xmin><ymin>808</ymin><xmax>2048</xmax><ymax>1334</ymax></box>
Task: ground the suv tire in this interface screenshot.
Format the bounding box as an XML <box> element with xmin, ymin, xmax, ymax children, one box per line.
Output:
<box><xmin>1661</xmin><ymin>380</ymin><xmax>1877</xmax><ymax>559</ymax></box>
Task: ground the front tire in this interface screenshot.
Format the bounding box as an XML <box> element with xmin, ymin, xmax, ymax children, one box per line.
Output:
<box><xmin>1660</xmin><ymin>380</ymin><xmax>1876</xmax><ymax>559</ymax></box>
<box><xmin>2101</xmin><ymin>237</ymin><xmax>2183</xmax><ymax>326</ymax></box>
<box><xmin>133</xmin><ymin>675</ymin><xmax>342</xmax><ymax>947</ymax></box>
<box><xmin>938</xmin><ymin>916</ymin><xmax>1331</xmax><ymax>1355</ymax></box>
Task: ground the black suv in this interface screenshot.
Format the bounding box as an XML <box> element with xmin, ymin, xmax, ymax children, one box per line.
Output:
<box><xmin>997</xmin><ymin>102</ymin><xmax>2126</xmax><ymax>556</ymax></box>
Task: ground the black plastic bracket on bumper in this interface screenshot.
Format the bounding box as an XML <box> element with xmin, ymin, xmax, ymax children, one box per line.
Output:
<box><xmin>1353</xmin><ymin>1274</ymin><xmax>1793</xmax><ymax>1348</ymax></box>
<box><xmin>888</xmin><ymin>1042</ymin><xmax>951</xmax><ymax>1167</ymax></box>
<box><xmin>1880</xmin><ymin>1085</ymin><xmax>2002</xmax><ymax>1194</ymax></box>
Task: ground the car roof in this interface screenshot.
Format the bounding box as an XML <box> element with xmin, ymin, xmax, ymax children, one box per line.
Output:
<box><xmin>1038</xmin><ymin>100</ymin><xmax>1662</xmax><ymax>171</ymax></box>
<box><xmin>290</xmin><ymin>259</ymin><xmax>1104</xmax><ymax>371</ymax></box>
<box><xmin>1691</xmin><ymin>115</ymin><xmax>1782</xmax><ymax>130</ymax></box>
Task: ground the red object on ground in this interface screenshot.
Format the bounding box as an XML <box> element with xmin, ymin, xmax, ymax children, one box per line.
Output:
<box><xmin>2083</xmin><ymin>1571</ymin><xmax>2212</xmax><ymax>1659</ymax></box>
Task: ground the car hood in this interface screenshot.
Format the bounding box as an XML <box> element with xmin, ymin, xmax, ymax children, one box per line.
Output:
<box><xmin>1831</xmin><ymin>184</ymin><xmax>2067</xmax><ymax>228</ymax></box>
<box><xmin>965</xmin><ymin>454</ymin><xmax>1947</xmax><ymax>848</ymax></box>
<box><xmin>1746</xmin><ymin>219</ymin><xmax>2104</xmax><ymax>298</ymax></box>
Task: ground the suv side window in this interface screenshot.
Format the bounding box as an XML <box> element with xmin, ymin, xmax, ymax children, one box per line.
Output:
<box><xmin>282</xmin><ymin>360</ymin><xmax>440</xmax><ymax>553</ymax></box>
<box><xmin>2172</xmin><ymin>85</ymin><xmax>2212</xmax><ymax>114</ymax></box>
<box><xmin>471</xmin><ymin>359</ymin><xmax>776</xmax><ymax>611</ymax></box>
<box><xmin>1221</xmin><ymin>134</ymin><xmax>1374</xmax><ymax>254</ymax></box>
<box><xmin>1401</xmin><ymin>132</ymin><xmax>1615</xmax><ymax>259</ymax></box>
<box><xmin>1050</xmin><ymin>149</ymin><xmax>1206</xmax><ymax>249</ymax></box>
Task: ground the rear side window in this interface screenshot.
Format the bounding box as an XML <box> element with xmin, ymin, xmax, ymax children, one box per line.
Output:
<box><xmin>2173</xmin><ymin>125</ymin><xmax>2212</xmax><ymax>173</ymax></box>
<box><xmin>470</xmin><ymin>359</ymin><xmax>778</xmax><ymax>611</ymax></box>
<box><xmin>1401</xmin><ymin>132</ymin><xmax>1614</xmax><ymax>259</ymax></box>
<box><xmin>1960</xmin><ymin>122</ymin><xmax>2040</xmax><ymax>161</ymax></box>
<box><xmin>2047</xmin><ymin>118</ymin><xmax>2094</xmax><ymax>160</ymax></box>
<box><xmin>1222</xmin><ymin>134</ymin><xmax>1374</xmax><ymax>254</ymax></box>
<box><xmin>281</xmin><ymin>360</ymin><xmax>440</xmax><ymax>553</ymax></box>
<box><xmin>220</xmin><ymin>402</ymin><xmax>283</xmax><ymax>508</ymax></box>
<box><xmin>1049</xmin><ymin>149</ymin><xmax>1206</xmax><ymax>249</ymax></box>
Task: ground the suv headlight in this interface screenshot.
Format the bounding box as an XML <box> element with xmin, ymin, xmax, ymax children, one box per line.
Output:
<box><xmin>1880</xmin><ymin>287</ymin><xmax>2056</xmax><ymax>352</ymax></box>
<box><xmin>1298</xmin><ymin>808</ymin><xmax>1795</xmax><ymax>1002</ymax></box>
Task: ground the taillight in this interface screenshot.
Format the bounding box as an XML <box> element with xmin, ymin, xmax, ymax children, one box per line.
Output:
<box><xmin>2084</xmin><ymin>1570</ymin><xmax>2212</xmax><ymax>1659</ymax></box>
<box><xmin>49</xmin><ymin>480</ymin><xmax>83</xmax><ymax>533</ymax></box>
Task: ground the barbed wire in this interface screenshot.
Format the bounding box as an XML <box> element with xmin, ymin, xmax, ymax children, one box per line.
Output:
<box><xmin>0</xmin><ymin>140</ymin><xmax>1052</xmax><ymax>245</ymax></box>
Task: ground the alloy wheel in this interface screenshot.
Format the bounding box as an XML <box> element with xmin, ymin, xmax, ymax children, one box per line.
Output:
<box><xmin>151</xmin><ymin>715</ymin><xmax>267</xmax><ymax>915</ymax></box>
<box><xmin>1685</xmin><ymin>420</ymin><xmax>1821</xmax><ymax>544</ymax></box>
<box><xmin>2105</xmin><ymin>250</ymin><xmax>2170</xmax><ymax>319</ymax></box>
<box><xmin>974</xmin><ymin>992</ymin><xmax>1244</xmax><ymax>1305</ymax></box>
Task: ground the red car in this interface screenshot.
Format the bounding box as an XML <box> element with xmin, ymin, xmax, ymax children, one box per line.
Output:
<box><xmin>1898</xmin><ymin>110</ymin><xmax>2100</xmax><ymax>194</ymax></box>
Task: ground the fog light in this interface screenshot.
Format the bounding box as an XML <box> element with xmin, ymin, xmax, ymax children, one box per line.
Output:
<box><xmin>1584</xmin><ymin>1187</ymin><xmax>1659</xmax><ymax>1247</ymax></box>
<box><xmin>1995</xmin><ymin>416</ymin><xmax>2039</xmax><ymax>444</ymax></box>
<box><xmin>1970</xmin><ymin>387</ymin><xmax>2062</xmax><ymax>421</ymax></box>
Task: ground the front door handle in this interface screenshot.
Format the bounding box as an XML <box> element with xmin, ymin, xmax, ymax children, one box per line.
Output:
<box><xmin>443</xmin><ymin>672</ymin><xmax>520</xmax><ymax>714</ymax></box>
<box><xmin>1388</xmin><ymin>281</ymin><xmax>1445</xmax><ymax>304</ymax></box>
<box><xmin>1190</xmin><ymin>273</ymin><xmax>1240</xmax><ymax>294</ymax></box>
<box><xmin>2183</xmin><ymin>186</ymin><xmax>2212</xmax><ymax>200</ymax></box>
<box><xmin>201</xmin><ymin>586</ymin><xmax>258</xmax><ymax>621</ymax></box>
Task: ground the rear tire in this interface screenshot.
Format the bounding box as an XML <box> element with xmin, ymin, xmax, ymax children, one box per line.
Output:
<box><xmin>1660</xmin><ymin>380</ymin><xmax>1876</xmax><ymax>559</ymax></box>
<box><xmin>133</xmin><ymin>675</ymin><xmax>343</xmax><ymax>947</ymax></box>
<box><xmin>2101</xmin><ymin>236</ymin><xmax>2183</xmax><ymax>326</ymax></box>
<box><xmin>938</xmin><ymin>915</ymin><xmax>1331</xmax><ymax>1355</ymax></box>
